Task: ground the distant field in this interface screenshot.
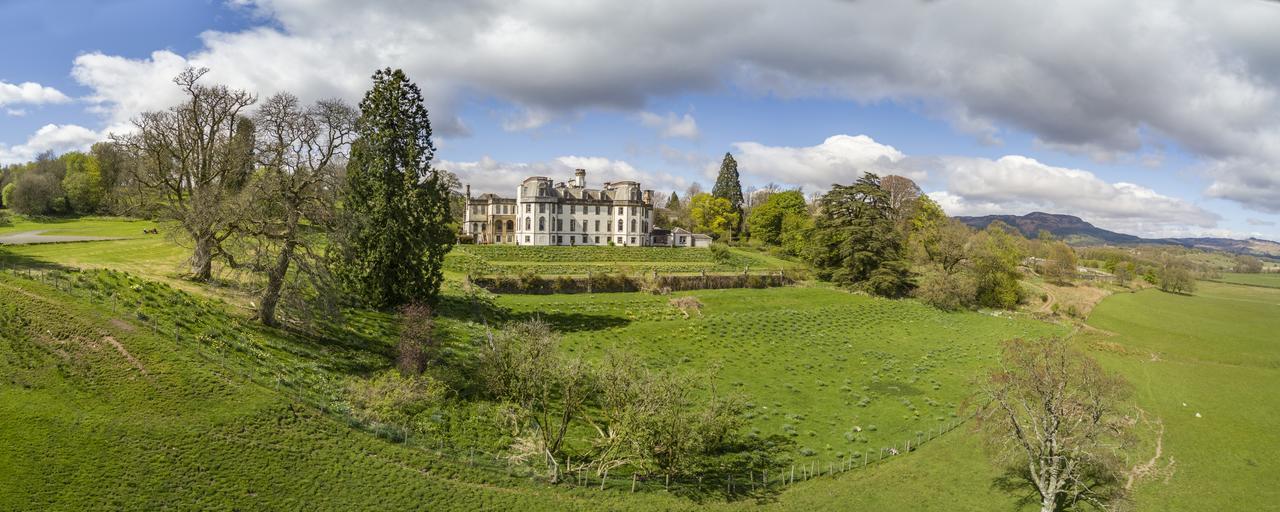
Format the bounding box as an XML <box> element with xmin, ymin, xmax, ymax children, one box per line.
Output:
<box><xmin>446</xmin><ymin>244</ymin><xmax>798</xmax><ymax>276</ymax></box>
<box><xmin>1081</xmin><ymin>280</ymin><xmax>1280</xmax><ymax>510</ymax></box>
<box><xmin>1213</xmin><ymin>272</ymin><xmax>1280</xmax><ymax>288</ymax></box>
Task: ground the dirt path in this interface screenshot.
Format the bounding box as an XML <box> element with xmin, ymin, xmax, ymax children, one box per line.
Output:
<box><xmin>0</xmin><ymin>230</ymin><xmax>124</xmax><ymax>245</ymax></box>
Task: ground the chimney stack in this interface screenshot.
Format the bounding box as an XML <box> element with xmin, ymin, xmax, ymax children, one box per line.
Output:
<box><xmin>574</xmin><ymin>168</ymin><xmax>586</xmax><ymax>187</ymax></box>
<box><xmin>465</xmin><ymin>184</ymin><xmax>471</xmax><ymax>199</ymax></box>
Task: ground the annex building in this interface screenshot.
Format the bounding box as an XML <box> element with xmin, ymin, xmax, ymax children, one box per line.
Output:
<box><xmin>463</xmin><ymin>169</ymin><xmax>711</xmax><ymax>247</ymax></box>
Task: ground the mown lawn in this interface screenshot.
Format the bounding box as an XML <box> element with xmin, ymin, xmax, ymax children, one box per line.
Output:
<box><xmin>1080</xmin><ymin>281</ymin><xmax>1280</xmax><ymax>510</ymax></box>
<box><xmin>0</xmin><ymin>215</ymin><xmax>157</xmax><ymax>237</ymax></box>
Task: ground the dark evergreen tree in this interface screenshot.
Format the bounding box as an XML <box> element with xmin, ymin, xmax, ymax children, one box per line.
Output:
<box><xmin>712</xmin><ymin>152</ymin><xmax>744</xmax><ymax>236</ymax></box>
<box><xmin>807</xmin><ymin>173</ymin><xmax>912</xmax><ymax>297</ymax></box>
<box><xmin>335</xmin><ymin>68</ymin><xmax>455</xmax><ymax>308</ymax></box>
<box><xmin>712</xmin><ymin>152</ymin><xmax>744</xmax><ymax>210</ymax></box>
<box><xmin>665</xmin><ymin>191</ymin><xmax>680</xmax><ymax>210</ymax></box>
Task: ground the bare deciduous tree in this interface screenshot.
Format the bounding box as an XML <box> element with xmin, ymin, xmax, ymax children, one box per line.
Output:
<box><xmin>881</xmin><ymin>174</ymin><xmax>923</xmax><ymax>233</ymax></box>
<box><xmin>975</xmin><ymin>338</ymin><xmax>1133</xmax><ymax>512</ymax></box>
<box><xmin>115</xmin><ymin>68</ymin><xmax>256</xmax><ymax>281</ymax></box>
<box><xmin>234</xmin><ymin>92</ymin><xmax>355</xmax><ymax>326</ymax></box>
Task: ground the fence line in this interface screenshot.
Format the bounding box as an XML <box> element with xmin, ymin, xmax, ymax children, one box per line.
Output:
<box><xmin>0</xmin><ymin>263</ymin><xmax>973</xmax><ymax>497</ymax></box>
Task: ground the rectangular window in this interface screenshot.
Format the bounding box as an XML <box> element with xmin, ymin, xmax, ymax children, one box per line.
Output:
<box><xmin>539</xmin><ymin>203</ymin><xmax>545</xmax><ymax>213</ymax></box>
<box><xmin>616</xmin><ymin>236</ymin><xmax>623</xmax><ymax>244</ymax></box>
<box><xmin>594</xmin><ymin>220</ymin><xmax>599</xmax><ymax>231</ymax></box>
<box><xmin>630</xmin><ymin>206</ymin><xmax>636</xmax><ymax>215</ymax></box>
<box><xmin>594</xmin><ymin>206</ymin><xmax>600</xmax><ymax>215</ymax></box>
<box><xmin>526</xmin><ymin>204</ymin><xmax>531</xmax><ymax>213</ymax></box>
<box><xmin>525</xmin><ymin>236</ymin><xmax>530</xmax><ymax>243</ymax></box>
<box><xmin>594</xmin><ymin>236</ymin><xmax>600</xmax><ymax>243</ymax></box>
<box><xmin>630</xmin><ymin>237</ymin><xmax>636</xmax><ymax>244</ymax></box>
<box><xmin>570</xmin><ymin>205</ymin><xmax>575</xmax><ymax>214</ymax></box>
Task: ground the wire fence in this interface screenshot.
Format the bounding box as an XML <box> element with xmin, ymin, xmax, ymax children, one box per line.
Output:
<box><xmin>1</xmin><ymin>263</ymin><xmax>973</xmax><ymax>498</ymax></box>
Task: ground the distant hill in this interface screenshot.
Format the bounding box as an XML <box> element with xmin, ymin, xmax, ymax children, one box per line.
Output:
<box><xmin>954</xmin><ymin>212</ymin><xmax>1280</xmax><ymax>258</ymax></box>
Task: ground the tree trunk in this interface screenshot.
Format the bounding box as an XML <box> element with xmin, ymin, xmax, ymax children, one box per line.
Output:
<box><xmin>191</xmin><ymin>232</ymin><xmax>216</xmax><ymax>281</ymax></box>
<box><xmin>258</xmin><ymin>239</ymin><xmax>295</xmax><ymax>326</ymax></box>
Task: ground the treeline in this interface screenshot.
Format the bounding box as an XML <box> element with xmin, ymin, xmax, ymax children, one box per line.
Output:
<box><xmin>0</xmin><ymin>143</ymin><xmax>138</xmax><ymax>216</ymax></box>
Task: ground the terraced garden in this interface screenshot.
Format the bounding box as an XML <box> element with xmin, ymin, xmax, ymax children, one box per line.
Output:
<box><xmin>446</xmin><ymin>244</ymin><xmax>797</xmax><ymax>276</ymax></box>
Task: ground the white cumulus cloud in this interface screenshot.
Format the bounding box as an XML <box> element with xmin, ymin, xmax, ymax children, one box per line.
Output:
<box><xmin>440</xmin><ymin>155</ymin><xmax>690</xmax><ymax>198</ymax></box>
<box><xmin>0</xmin><ymin>124</ymin><xmax>104</xmax><ymax>165</ymax></box>
<box><xmin>0</xmin><ymin>80</ymin><xmax>70</xmax><ymax>106</ymax></box>
<box><xmin>929</xmin><ymin>155</ymin><xmax>1220</xmax><ymax>238</ymax></box>
<box><xmin>730</xmin><ymin>134</ymin><xmax>912</xmax><ymax>193</ymax></box>
<box><xmin>639</xmin><ymin>111</ymin><xmax>699</xmax><ymax>139</ymax></box>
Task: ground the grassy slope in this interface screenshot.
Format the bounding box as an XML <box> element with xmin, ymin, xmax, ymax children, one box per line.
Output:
<box><xmin>1081</xmin><ymin>281</ymin><xmax>1280</xmax><ymax>510</ymax></box>
<box><xmin>0</xmin><ymin>270</ymin><xmax>1045</xmax><ymax>511</ymax></box>
<box><xmin>500</xmin><ymin>287</ymin><xmax>1063</xmax><ymax>460</ymax></box>
<box><xmin>0</xmin><ymin>216</ymin><xmax>1102</xmax><ymax>510</ymax></box>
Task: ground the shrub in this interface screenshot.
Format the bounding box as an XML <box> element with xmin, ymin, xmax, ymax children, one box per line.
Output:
<box><xmin>347</xmin><ymin>370</ymin><xmax>447</xmax><ymax>428</ymax></box>
<box><xmin>913</xmin><ymin>270</ymin><xmax>977</xmax><ymax>311</ymax></box>
<box><xmin>0</xmin><ymin>210</ymin><xmax>11</xmax><ymax>227</ymax></box>
<box><xmin>396</xmin><ymin>303</ymin><xmax>435</xmax><ymax>376</ymax></box>
<box><xmin>669</xmin><ymin>296</ymin><xmax>705</xmax><ymax>318</ymax></box>
<box><xmin>708</xmin><ymin>243</ymin><xmax>733</xmax><ymax>264</ymax></box>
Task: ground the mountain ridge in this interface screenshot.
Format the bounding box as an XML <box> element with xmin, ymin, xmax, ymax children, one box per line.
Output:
<box><xmin>953</xmin><ymin>212</ymin><xmax>1280</xmax><ymax>258</ymax></box>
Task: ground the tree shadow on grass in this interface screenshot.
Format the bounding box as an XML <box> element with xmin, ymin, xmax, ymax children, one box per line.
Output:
<box><xmin>435</xmin><ymin>293</ymin><xmax>632</xmax><ymax>333</ymax></box>
<box><xmin>0</xmin><ymin>251</ymin><xmax>77</xmax><ymax>273</ymax></box>
<box><xmin>989</xmin><ymin>465</ymin><xmax>1044</xmax><ymax>511</ymax></box>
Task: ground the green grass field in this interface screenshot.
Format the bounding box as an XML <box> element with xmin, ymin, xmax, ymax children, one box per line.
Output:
<box><xmin>3</xmin><ymin>214</ymin><xmax>1276</xmax><ymax>510</ymax></box>
<box><xmin>1080</xmin><ymin>280</ymin><xmax>1280</xmax><ymax>510</ymax></box>
<box><xmin>1212</xmin><ymin>272</ymin><xmax>1280</xmax><ymax>288</ymax></box>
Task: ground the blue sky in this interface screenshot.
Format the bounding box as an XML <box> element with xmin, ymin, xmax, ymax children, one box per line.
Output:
<box><xmin>2</xmin><ymin>0</ymin><xmax>1279</xmax><ymax>240</ymax></box>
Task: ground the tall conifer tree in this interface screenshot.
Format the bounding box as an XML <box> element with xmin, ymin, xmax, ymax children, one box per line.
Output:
<box><xmin>336</xmin><ymin>68</ymin><xmax>455</xmax><ymax>308</ymax></box>
<box><xmin>712</xmin><ymin>152</ymin><xmax>744</xmax><ymax>235</ymax></box>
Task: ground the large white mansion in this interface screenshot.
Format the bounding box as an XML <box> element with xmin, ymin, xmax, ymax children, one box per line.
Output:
<box><xmin>463</xmin><ymin>169</ymin><xmax>710</xmax><ymax>247</ymax></box>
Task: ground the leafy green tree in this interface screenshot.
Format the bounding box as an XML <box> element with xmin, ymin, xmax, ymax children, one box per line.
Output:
<box><xmin>746</xmin><ymin>189</ymin><xmax>807</xmax><ymax>245</ymax></box>
<box><xmin>336</xmin><ymin>68</ymin><xmax>455</xmax><ymax>308</ymax></box>
<box><xmin>665</xmin><ymin>191</ymin><xmax>680</xmax><ymax>210</ymax></box>
<box><xmin>711</xmin><ymin>152</ymin><xmax>743</xmax><ymax>234</ymax></box>
<box><xmin>61</xmin><ymin>152</ymin><xmax>104</xmax><ymax>214</ymax></box>
<box><xmin>688</xmin><ymin>193</ymin><xmax>739</xmax><ymax>240</ymax></box>
<box><xmin>808</xmin><ymin>173</ymin><xmax>912</xmax><ymax>296</ymax></box>
<box><xmin>970</xmin><ymin>221</ymin><xmax>1024</xmax><ymax>308</ymax></box>
<box><xmin>1043</xmin><ymin>241</ymin><xmax>1078</xmax><ymax>284</ymax></box>
<box><xmin>9</xmin><ymin>171</ymin><xmax>65</xmax><ymax>215</ymax></box>
<box><xmin>778</xmin><ymin>210</ymin><xmax>814</xmax><ymax>257</ymax></box>
<box><xmin>1158</xmin><ymin>258</ymin><xmax>1196</xmax><ymax>294</ymax></box>
<box><xmin>1</xmin><ymin>183</ymin><xmax>14</xmax><ymax>209</ymax></box>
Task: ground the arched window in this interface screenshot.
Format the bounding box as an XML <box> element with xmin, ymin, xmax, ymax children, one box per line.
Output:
<box><xmin>525</xmin><ymin>217</ymin><xmax>531</xmax><ymax>230</ymax></box>
<box><xmin>539</xmin><ymin>217</ymin><xmax>545</xmax><ymax>231</ymax></box>
<box><xmin>630</xmin><ymin>219</ymin><xmax>636</xmax><ymax>232</ymax></box>
<box><xmin>506</xmin><ymin>220</ymin><xmax>514</xmax><ymax>232</ymax></box>
<box><xmin>617</xmin><ymin>219</ymin><xmax>624</xmax><ymax>231</ymax></box>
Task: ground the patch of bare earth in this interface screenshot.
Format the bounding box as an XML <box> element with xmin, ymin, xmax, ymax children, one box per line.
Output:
<box><xmin>104</xmin><ymin>335</ymin><xmax>148</xmax><ymax>375</ymax></box>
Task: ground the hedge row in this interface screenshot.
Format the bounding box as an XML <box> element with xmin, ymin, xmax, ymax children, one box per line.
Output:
<box><xmin>470</xmin><ymin>271</ymin><xmax>800</xmax><ymax>294</ymax></box>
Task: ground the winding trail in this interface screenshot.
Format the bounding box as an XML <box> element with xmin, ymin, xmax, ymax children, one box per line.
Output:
<box><xmin>0</xmin><ymin>230</ymin><xmax>124</xmax><ymax>245</ymax></box>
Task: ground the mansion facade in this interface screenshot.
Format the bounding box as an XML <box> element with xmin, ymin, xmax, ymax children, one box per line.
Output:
<box><xmin>463</xmin><ymin>169</ymin><xmax>710</xmax><ymax>247</ymax></box>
